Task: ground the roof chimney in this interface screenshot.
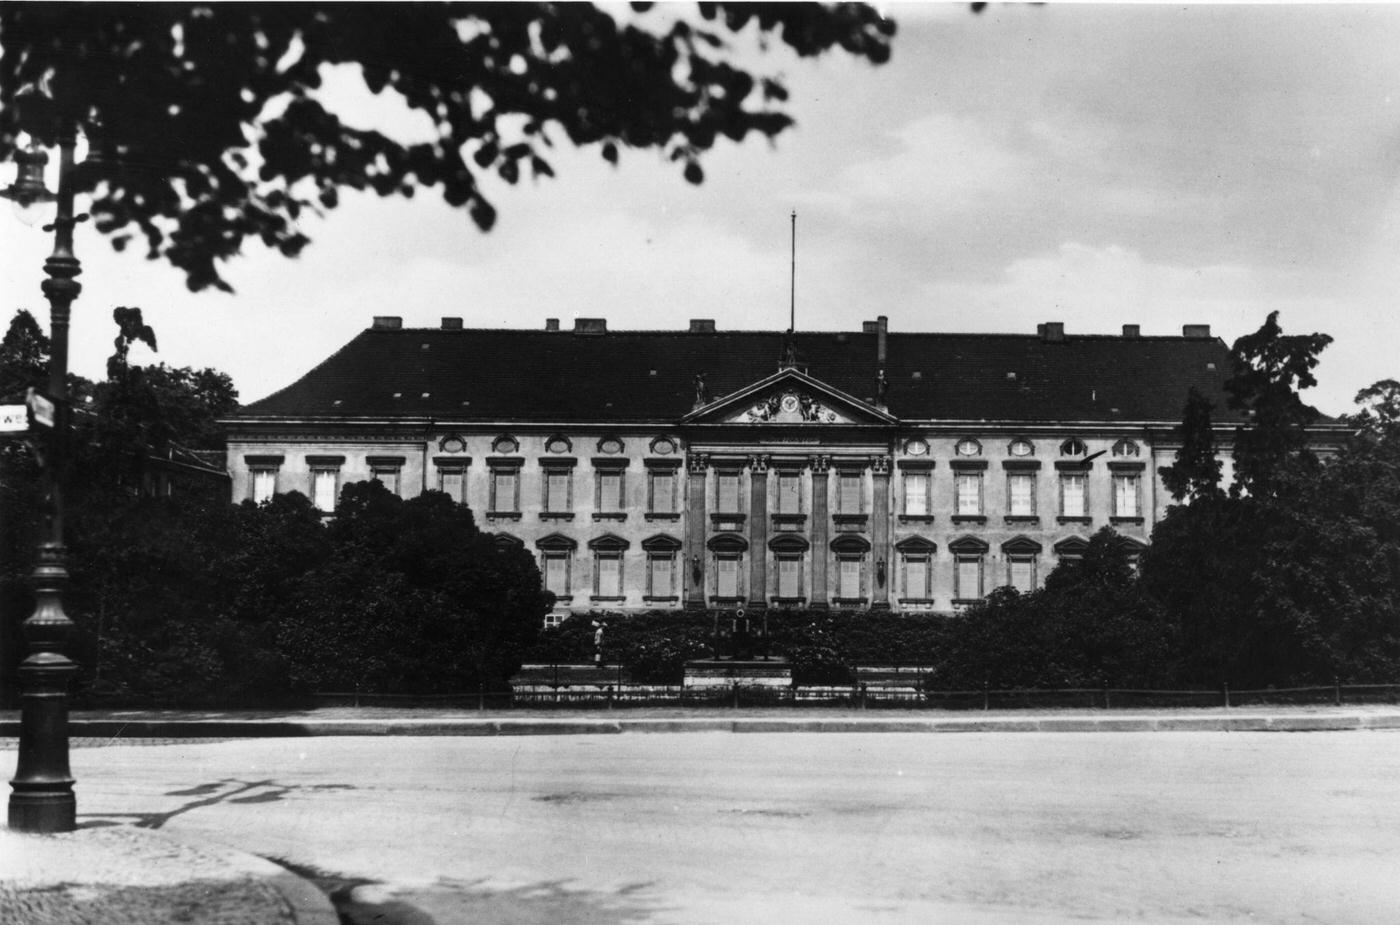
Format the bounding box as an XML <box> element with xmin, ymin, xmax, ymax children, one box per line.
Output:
<box><xmin>441</xmin><ymin>317</ymin><xmax>463</xmax><ymax>331</ymax></box>
<box><xmin>688</xmin><ymin>319</ymin><xmax>716</xmax><ymax>333</ymax></box>
<box><xmin>574</xmin><ymin>318</ymin><xmax>607</xmax><ymax>335</ymax></box>
<box><xmin>372</xmin><ymin>316</ymin><xmax>402</xmax><ymax>331</ymax></box>
<box><xmin>1183</xmin><ymin>324</ymin><xmax>1211</xmax><ymax>339</ymax></box>
<box><xmin>876</xmin><ymin>315</ymin><xmax>888</xmax><ymax>367</ymax></box>
<box><xmin>1122</xmin><ymin>324</ymin><xmax>1140</xmax><ymax>338</ymax></box>
<box><xmin>1039</xmin><ymin>321</ymin><xmax>1065</xmax><ymax>342</ymax></box>
<box><xmin>545</xmin><ymin>318</ymin><xmax>560</xmax><ymax>332</ymax></box>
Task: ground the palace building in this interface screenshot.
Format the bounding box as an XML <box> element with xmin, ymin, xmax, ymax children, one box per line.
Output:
<box><xmin>225</xmin><ymin>315</ymin><xmax>1242</xmax><ymax>620</ymax></box>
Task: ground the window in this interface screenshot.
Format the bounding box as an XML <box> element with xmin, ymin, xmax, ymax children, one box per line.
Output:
<box><xmin>245</xmin><ymin>455</ymin><xmax>284</xmax><ymax>504</ymax></box>
<box><xmin>535</xmin><ymin>533</ymin><xmax>578</xmax><ymax>602</ymax></box>
<box><xmin>950</xmin><ymin>536</ymin><xmax>989</xmax><ymax>603</ymax></box>
<box><xmin>650</xmin><ymin>470</ymin><xmax>675</xmax><ymax>512</ymax></box>
<box><xmin>489</xmin><ymin>463</ymin><xmax>521</xmax><ymax>515</ymax></box>
<box><xmin>491</xmin><ymin>434</ymin><xmax>519</xmax><ymax>454</ymax></box>
<box><xmin>904</xmin><ymin>438</ymin><xmax>929</xmax><ymax>457</ymax></box>
<box><xmin>1112</xmin><ymin>439</ymin><xmax>1140</xmax><ymax>457</ymax></box>
<box><xmin>543</xmin><ymin>468</ymin><xmax>572</xmax><ymax>513</ymax></box>
<box><xmin>1060</xmin><ymin>438</ymin><xmax>1089</xmax><ymax>457</ymax></box>
<box><xmin>776</xmin><ymin>471</ymin><xmax>802</xmax><ymax>514</ymax></box>
<box><xmin>716</xmin><ymin>556</ymin><xmax>741</xmax><ymax>598</ymax></box>
<box><xmin>708</xmin><ymin>534</ymin><xmax>748</xmax><ymax>601</ymax></box>
<box><xmin>1113</xmin><ymin>473</ymin><xmax>1141</xmax><ymax>518</ymax></box>
<box><xmin>597</xmin><ymin>556</ymin><xmax>622</xmax><ymax>597</ymax></box>
<box><xmin>838</xmin><ymin>472</ymin><xmax>862</xmax><ymax>514</ymax></box>
<box><xmin>955</xmin><ymin>473</ymin><xmax>982</xmax><ymax>516</ymax></box>
<box><xmin>648</xmin><ymin>555</ymin><xmax>673</xmax><ymax>597</ymax></box>
<box><xmin>955</xmin><ymin>438</ymin><xmax>982</xmax><ymax>457</ymax></box>
<box><xmin>251</xmin><ymin>468</ymin><xmax>277</xmax><ymax>504</ymax></box>
<box><xmin>641</xmin><ymin>534</ymin><xmax>681</xmax><ymax>601</ymax></box>
<box><xmin>1009</xmin><ymin>438</ymin><xmax>1035</xmax><ymax>457</ymax></box>
<box><xmin>1008</xmin><ymin>472</ymin><xmax>1035</xmax><ymax>517</ymax></box>
<box><xmin>597</xmin><ymin>469</ymin><xmax>623</xmax><ymax>511</ymax></box>
<box><xmin>777</xmin><ymin>557</ymin><xmax>801</xmax><ymax>599</ymax></box>
<box><xmin>373</xmin><ymin>467</ymin><xmax>400</xmax><ymax>495</ymax></box>
<box><xmin>439</xmin><ymin>467</ymin><xmax>465</xmax><ymax>504</ymax></box>
<box><xmin>896</xmin><ymin>537</ymin><xmax>936</xmax><ymax>601</ymax></box>
<box><xmin>838</xmin><ymin>558</ymin><xmax>862</xmax><ymax>599</ymax></box>
<box><xmin>545</xmin><ymin>554</ymin><xmax>570</xmax><ymax>597</ymax></box>
<box><xmin>904</xmin><ymin>472</ymin><xmax>930</xmax><ymax>516</ymax></box>
<box><xmin>367</xmin><ymin>456</ymin><xmax>405</xmax><ymax>497</ymax></box>
<box><xmin>311</xmin><ymin>468</ymin><xmax>338</xmax><ymax>512</ymax></box>
<box><xmin>717</xmin><ymin>470</ymin><xmax>741</xmax><ymax>512</ymax></box>
<box><xmin>596</xmin><ymin>435</ymin><xmax>625</xmax><ymax>455</ymax></box>
<box><xmin>956</xmin><ymin>557</ymin><xmax>982</xmax><ymax>600</ymax></box>
<box><xmin>830</xmin><ymin>535</ymin><xmax>870</xmax><ymax>604</ymax></box>
<box><xmin>649</xmin><ymin>435</ymin><xmax>677</xmax><ymax>455</ymax></box>
<box><xmin>1061</xmin><ymin>473</ymin><xmax>1087</xmax><ymax>518</ymax></box>
<box><xmin>305</xmin><ymin>456</ymin><xmax>344</xmax><ymax>512</ymax></box>
<box><xmin>588</xmin><ymin>534</ymin><xmax>629</xmax><ymax>600</ymax></box>
<box><xmin>545</xmin><ymin>434</ymin><xmax>572</xmax><ymax>454</ymax></box>
<box><xmin>1008</xmin><ymin>557</ymin><xmax>1035</xmax><ymax>592</ymax></box>
<box><xmin>1001</xmin><ymin>537</ymin><xmax>1042</xmax><ymax>594</ymax></box>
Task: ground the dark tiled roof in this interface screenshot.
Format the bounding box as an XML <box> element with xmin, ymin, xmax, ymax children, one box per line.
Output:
<box><xmin>235</xmin><ymin>327</ymin><xmax>1243</xmax><ymax>424</ymax></box>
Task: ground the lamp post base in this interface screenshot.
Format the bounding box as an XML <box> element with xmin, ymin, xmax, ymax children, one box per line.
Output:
<box><xmin>8</xmin><ymin>787</ymin><xmax>76</xmax><ymax>833</ymax></box>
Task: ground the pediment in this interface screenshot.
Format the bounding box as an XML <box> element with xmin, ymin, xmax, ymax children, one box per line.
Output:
<box><xmin>682</xmin><ymin>369</ymin><xmax>896</xmax><ymax>426</ymax></box>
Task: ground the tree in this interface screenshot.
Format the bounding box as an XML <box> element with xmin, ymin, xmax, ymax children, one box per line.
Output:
<box><xmin>1159</xmin><ymin>386</ymin><xmax>1223</xmax><ymax>503</ymax></box>
<box><xmin>278</xmin><ymin>481</ymin><xmax>551</xmax><ymax>694</ymax></box>
<box><xmin>929</xmin><ymin>529</ymin><xmax>1173</xmax><ymax>691</ymax></box>
<box><xmin>1</xmin><ymin>3</ymin><xmax>896</xmax><ymax>291</ymax></box>
<box><xmin>1225</xmin><ymin>311</ymin><xmax>1332</xmax><ymax>497</ymax></box>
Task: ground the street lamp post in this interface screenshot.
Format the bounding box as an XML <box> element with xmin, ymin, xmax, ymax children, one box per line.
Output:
<box><xmin>5</xmin><ymin>125</ymin><xmax>82</xmax><ymax>833</ymax></box>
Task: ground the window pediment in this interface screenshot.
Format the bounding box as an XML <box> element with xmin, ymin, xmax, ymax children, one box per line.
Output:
<box><xmin>948</xmin><ymin>535</ymin><xmax>990</xmax><ymax>554</ymax></box>
<box><xmin>895</xmin><ymin>536</ymin><xmax>937</xmax><ymax>554</ymax></box>
<box><xmin>535</xmin><ymin>532</ymin><xmax>577</xmax><ymax>551</ymax></box>
<box><xmin>640</xmin><ymin>533</ymin><xmax>682</xmax><ymax>552</ymax></box>
<box><xmin>707</xmin><ymin>533</ymin><xmax>749</xmax><ymax>553</ymax></box>
<box><xmin>1001</xmin><ymin>535</ymin><xmax>1043</xmax><ymax>555</ymax></box>
<box><xmin>587</xmin><ymin>532</ymin><xmax>630</xmax><ymax>551</ymax></box>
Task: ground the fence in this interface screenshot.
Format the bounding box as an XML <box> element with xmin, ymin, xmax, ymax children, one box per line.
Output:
<box><xmin>313</xmin><ymin>681</ymin><xmax>1400</xmax><ymax>712</ymax></box>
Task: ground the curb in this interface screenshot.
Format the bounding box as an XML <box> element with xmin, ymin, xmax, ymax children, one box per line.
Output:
<box><xmin>7</xmin><ymin>713</ymin><xmax>1400</xmax><ymax>739</ymax></box>
<box><xmin>153</xmin><ymin>830</ymin><xmax>342</xmax><ymax>925</ymax></box>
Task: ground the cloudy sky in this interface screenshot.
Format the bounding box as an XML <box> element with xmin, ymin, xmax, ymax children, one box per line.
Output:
<box><xmin>4</xmin><ymin>3</ymin><xmax>1399</xmax><ymax>413</ymax></box>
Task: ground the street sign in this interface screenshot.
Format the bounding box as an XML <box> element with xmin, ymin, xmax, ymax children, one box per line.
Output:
<box><xmin>0</xmin><ymin>404</ymin><xmax>25</xmax><ymax>433</ymax></box>
<box><xmin>26</xmin><ymin>388</ymin><xmax>54</xmax><ymax>428</ymax></box>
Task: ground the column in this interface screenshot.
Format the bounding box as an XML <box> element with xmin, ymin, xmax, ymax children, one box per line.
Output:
<box><xmin>871</xmin><ymin>454</ymin><xmax>891</xmax><ymax>608</ymax></box>
<box><xmin>747</xmin><ymin>454</ymin><xmax>769</xmax><ymax>607</ymax></box>
<box><xmin>684</xmin><ymin>453</ymin><xmax>708</xmax><ymax>610</ymax></box>
<box><xmin>809</xmin><ymin>454</ymin><xmax>830</xmax><ymax>610</ymax></box>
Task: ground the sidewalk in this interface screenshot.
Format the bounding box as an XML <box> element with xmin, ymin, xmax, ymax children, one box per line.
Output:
<box><xmin>5</xmin><ymin>703</ymin><xmax>1400</xmax><ymax>739</ymax></box>
<box><xmin>0</xmin><ymin>823</ymin><xmax>338</xmax><ymax>925</ymax></box>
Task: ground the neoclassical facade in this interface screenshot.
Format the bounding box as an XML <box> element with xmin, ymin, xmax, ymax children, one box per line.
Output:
<box><xmin>226</xmin><ymin>316</ymin><xmax>1245</xmax><ymax>620</ymax></box>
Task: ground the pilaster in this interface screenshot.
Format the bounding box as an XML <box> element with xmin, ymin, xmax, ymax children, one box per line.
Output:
<box><xmin>809</xmin><ymin>454</ymin><xmax>830</xmax><ymax>610</ymax></box>
<box><xmin>747</xmin><ymin>454</ymin><xmax>769</xmax><ymax>606</ymax></box>
<box><xmin>871</xmin><ymin>454</ymin><xmax>891</xmax><ymax>608</ymax></box>
<box><xmin>684</xmin><ymin>453</ymin><xmax>708</xmax><ymax>610</ymax></box>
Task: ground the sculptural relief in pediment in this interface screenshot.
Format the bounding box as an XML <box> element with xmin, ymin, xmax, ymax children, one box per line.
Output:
<box><xmin>725</xmin><ymin>389</ymin><xmax>852</xmax><ymax>425</ymax></box>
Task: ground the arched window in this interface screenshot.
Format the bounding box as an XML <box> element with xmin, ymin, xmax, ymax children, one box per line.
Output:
<box><xmin>1060</xmin><ymin>438</ymin><xmax>1088</xmax><ymax>457</ymax></box>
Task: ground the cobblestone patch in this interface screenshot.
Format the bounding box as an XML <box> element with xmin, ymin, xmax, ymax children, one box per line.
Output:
<box><xmin>0</xmin><ymin>823</ymin><xmax>297</xmax><ymax>925</ymax></box>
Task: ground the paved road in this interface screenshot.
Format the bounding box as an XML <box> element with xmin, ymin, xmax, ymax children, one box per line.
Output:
<box><xmin>66</xmin><ymin>730</ymin><xmax>1400</xmax><ymax>924</ymax></box>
